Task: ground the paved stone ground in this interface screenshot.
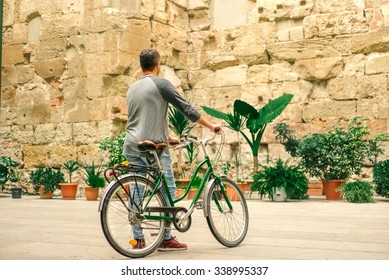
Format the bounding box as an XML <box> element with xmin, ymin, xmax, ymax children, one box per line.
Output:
<box><xmin>1</xmin><ymin>193</ymin><xmax>389</xmax><ymax>260</ymax></box>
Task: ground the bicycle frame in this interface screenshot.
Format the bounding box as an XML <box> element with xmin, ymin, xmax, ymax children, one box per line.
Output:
<box><xmin>99</xmin><ymin>133</ymin><xmax>233</xmax><ymax>223</ymax></box>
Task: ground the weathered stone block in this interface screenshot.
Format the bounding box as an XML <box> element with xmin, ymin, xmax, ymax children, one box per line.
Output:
<box><xmin>274</xmin><ymin>80</ymin><xmax>313</xmax><ymax>103</ymax></box>
<box><xmin>328</xmin><ymin>74</ymin><xmax>387</xmax><ymax>100</ymax></box>
<box><xmin>267</xmin><ymin>39</ymin><xmax>340</xmax><ymax>63</ymax></box>
<box><xmin>1</xmin><ymin>65</ymin><xmax>35</xmax><ymax>87</ymax></box>
<box><xmin>293</xmin><ymin>57</ymin><xmax>344</xmax><ymax>81</ymax></box>
<box><xmin>11</xmin><ymin>125</ymin><xmax>34</xmax><ymax>144</ymax></box>
<box><xmin>12</xmin><ymin>23</ymin><xmax>28</xmax><ymax>44</ymax></box>
<box><xmin>241</xmin><ymin>84</ymin><xmax>272</xmax><ymax>108</ymax></box>
<box><xmin>304</xmin><ymin>11</ymin><xmax>368</xmax><ymax>39</ymax></box>
<box><xmin>54</xmin><ymin>123</ymin><xmax>73</xmax><ymax>146</ymax></box>
<box><xmin>302</xmin><ymin>100</ymin><xmax>357</xmax><ymax>122</ymax></box>
<box><xmin>188</xmin><ymin>9</ymin><xmax>210</xmax><ymax>31</ymax></box>
<box><xmin>366</xmin><ymin>52</ymin><xmax>389</xmax><ymax>74</ymax></box>
<box><xmin>269</xmin><ymin>62</ymin><xmax>299</xmax><ymax>82</ymax></box>
<box><xmin>2</xmin><ymin>45</ymin><xmax>24</xmax><ymax>66</ymax></box>
<box><xmin>214</xmin><ymin>65</ymin><xmax>248</xmax><ymax>87</ymax></box>
<box><xmin>34</xmin><ymin>58</ymin><xmax>67</xmax><ymax>81</ymax></box>
<box><xmin>35</xmin><ymin>38</ymin><xmax>68</xmax><ymax>60</ymax></box>
<box><xmin>233</xmin><ymin>45</ymin><xmax>268</xmax><ymax>65</ymax></box>
<box><xmin>342</xmin><ymin>54</ymin><xmax>366</xmax><ymax>77</ymax></box>
<box><xmin>33</xmin><ymin>124</ymin><xmax>56</xmax><ymax>145</ymax></box>
<box><xmin>64</xmin><ymin>100</ymin><xmax>92</xmax><ymax>123</ymax></box>
<box><xmin>73</xmin><ymin>122</ymin><xmax>98</xmax><ymax>145</ymax></box>
<box><xmin>289</xmin><ymin>26</ymin><xmax>304</xmax><ymax>41</ymax></box>
<box><xmin>351</xmin><ymin>27</ymin><xmax>389</xmax><ymax>54</ymax></box>
<box><xmin>23</xmin><ymin>145</ymin><xmax>50</xmax><ymax>168</ymax></box>
<box><xmin>106</xmin><ymin>51</ymin><xmax>134</xmax><ymax>75</ymax></box>
<box><xmin>49</xmin><ymin>145</ymin><xmax>78</xmax><ymax>167</ymax></box>
<box><xmin>3</xmin><ymin>0</ymin><xmax>15</xmax><ymax>26</ymax></box>
<box><xmin>120</xmin><ymin>31</ymin><xmax>151</xmax><ymax>54</ymax></box>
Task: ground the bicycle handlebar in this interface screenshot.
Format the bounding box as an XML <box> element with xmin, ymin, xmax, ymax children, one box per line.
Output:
<box><xmin>171</xmin><ymin>131</ymin><xmax>222</xmax><ymax>150</ymax></box>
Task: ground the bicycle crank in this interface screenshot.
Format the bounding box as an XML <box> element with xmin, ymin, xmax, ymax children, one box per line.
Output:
<box><xmin>173</xmin><ymin>209</ymin><xmax>192</xmax><ymax>232</ymax></box>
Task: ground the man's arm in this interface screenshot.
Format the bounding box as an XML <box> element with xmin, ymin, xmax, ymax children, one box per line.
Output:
<box><xmin>196</xmin><ymin>116</ymin><xmax>222</xmax><ymax>134</ymax></box>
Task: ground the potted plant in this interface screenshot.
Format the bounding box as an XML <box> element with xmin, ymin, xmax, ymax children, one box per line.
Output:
<box><xmin>59</xmin><ymin>160</ymin><xmax>80</xmax><ymax>200</ymax></box>
<box><xmin>202</xmin><ymin>94</ymin><xmax>293</xmax><ymax>174</ymax></box>
<box><xmin>99</xmin><ymin>132</ymin><xmax>127</xmax><ymax>167</ymax></box>
<box><xmin>274</xmin><ymin>117</ymin><xmax>385</xmax><ymax>200</ymax></box>
<box><xmin>373</xmin><ymin>159</ymin><xmax>389</xmax><ymax>198</ymax></box>
<box><xmin>11</xmin><ymin>171</ymin><xmax>24</xmax><ymax>199</ymax></box>
<box><xmin>339</xmin><ymin>180</ymin><xmax>375</xmax><ymax>203</ymax></box>
<box><xmin>83</xmin><ymin>160</ymin><xmax>105</xmax><ymax>200</ymax></box>
<box><xmin>251</xmin><ymin>159</ymin><xmax>308</xmax><ymax>202</ymax></box>
<box><xmin>0</xmin><ymin>156</ymin><xmax>20</xmax><ymax>187</ymax></box>
<box><xmin>30</xmin><ymin>167</ymin><xmax>64</xmax><ymax>199</ymax></box>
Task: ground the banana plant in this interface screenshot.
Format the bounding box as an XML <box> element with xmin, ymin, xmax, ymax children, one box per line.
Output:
<box><xmin>202</xmin><ymin>93</ymin><xmax>293</xmax><ymax>173</ymax></box>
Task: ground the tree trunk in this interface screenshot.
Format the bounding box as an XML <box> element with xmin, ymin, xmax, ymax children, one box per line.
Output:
<box><xmin>253</xmin><ymin>156</ymin><xmax>259</xmax><ymax>174</ymax></box>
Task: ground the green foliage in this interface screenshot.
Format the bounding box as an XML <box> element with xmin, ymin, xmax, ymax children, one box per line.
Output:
<box><xmin>0</xmin><ymin>156</ymin><xmax>20</xmax><ymax>187</ymax></box>
<box><xmin>340</xmin><ymin>180</ymin><xmax>375</xmax><ymax>203</ymax></box>
<box><xmin>99</xmin><ymin>132</ymin><xmax>126</xmax><ymax>167</ymax></box>
<box><xmin>222</xmin><ymin>161</ymin><xmax>231</xmax><ymax>175</ymax></box>
<box><xmin>30</xmin><ymin>167</ymin><xmax>65</xmax><ymax>194</ymax></box>
<box><xmin>183</xmin><ymin>142</ymin><xmax>198</xmax><ymax>167</ymax></box>
<box><xmin>274</xmin><ymin>117</ymin><xmax>385</xmax><ymax>180</ymax></box>
<box><xmin>62</xmin><ymin>160</ymin><xmax>79</xmax><ymax>183</ymax></box>
<box><xmin>373</xmin><ymin>159</ymin><xmax>389</xmax><ymax>198</ymax></box>
<box><xmin>251</xmin><ymin>159</ymin><xmax>309</xmax><ymax>200</ymax></box>
<box><xmin>168</xmin><ymin>106</ymin><xmax>195</xmax><ymax>137</ymax></box>
<box><xmin>189</xmin><ymin>176</ymin><xmax>202</xmax><ymax>189</ymax></box>
<box><xmin>202</xmin><ymin>94</ymin><xmax>293</xmax><ymax>172</ymax></box>
<box><xmin>83</xmin><ymin>160</ymin><xmax>105</xmax><ymax>188</ymax></box>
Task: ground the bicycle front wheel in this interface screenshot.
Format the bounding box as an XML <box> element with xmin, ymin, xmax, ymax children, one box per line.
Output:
<box><xmin>205</xmin><ymin>177</ymin><xmax>249</xmax><ymax>247</ymax></box>
<box><xmin>100</xmin><ymin>175</ymin><xmax>167</xmax><ymax>258</ymax></box>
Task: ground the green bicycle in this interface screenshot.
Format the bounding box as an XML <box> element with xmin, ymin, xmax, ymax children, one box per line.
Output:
<box><xmin>98</xmin><ymin>131</ymin><xmax>249</xmax><ymax>258</ymax></box>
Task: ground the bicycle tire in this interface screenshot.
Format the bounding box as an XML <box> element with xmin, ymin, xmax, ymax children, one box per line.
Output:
<box><xmin>100</xmin><ymin>175</ymin><xmax>167</xmax><ymax>258</ymax></box>
<box><xmin>205</xmin><ymin>177</ymin><xmax>249</xmax><ymax>247</ymax></box>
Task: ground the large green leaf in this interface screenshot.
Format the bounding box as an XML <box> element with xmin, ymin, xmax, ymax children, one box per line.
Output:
<box><xmin>258</xmin><ymin>94</ymin><xmax>293</xmax><ymax>124</ymax></box>
<box><xmin>201</xmin><ymin>106</ymin><xmax>229</xmax><ymax>121</ymax></box>
<box><xmin>249</xmin><ymin>94</ymin><xmax>293</xmax><ymax>132</ymax></box>
<box><xmin>234</xmin><ymin>100</ymin><xmax>259</xmax><ymax>119</ymax></box>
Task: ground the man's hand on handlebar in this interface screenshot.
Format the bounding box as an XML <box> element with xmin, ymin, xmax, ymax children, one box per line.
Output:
<box><xmin>211</xmin><ymin>124</ymin><xmax>222</xmax><ymax>135</ymax></box>
<box><xmin>168</xmin><ymin>135</ymin><xmax>180</xmax><ymax>147</ymax></box>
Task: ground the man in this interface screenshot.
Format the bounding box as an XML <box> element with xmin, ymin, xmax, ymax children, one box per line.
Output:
<box><xmin>123</xmin><ymin>48</ymin><xmax>222</xmax><ymax>251</ymax></box>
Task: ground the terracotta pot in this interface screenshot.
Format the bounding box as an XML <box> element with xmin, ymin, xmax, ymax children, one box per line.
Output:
<box><xmin>39</xmin><ymin>187</ymin><xmax>53</xmax><ymax>199</ymax></box>
<box><xmin>226</xmin><ymin>185</ymin><xmax>242</xmax><ymax>201</ymax></box>
<box><xmin>187</xmin><ymin>188</ymin><xmax>197</xmax><ymax>200</ymax></box>
<box><xmin>175</xmin><ymin>188</ymin><xmax>187</xmax><ymax>200</ymax></box>
<box><xmin>84</xmin><ymin>186</ymin><xmax>99</xmax><ymax>201</ymax></box>
<box><xmin>176</xmin><ymin>178</ymin><xmax>190</xmax><ymax>188</ymax></box>
<box><xmin>322</xmin><ymin>180</ymin><xmax>344</xmax><ymax>200</ymax></box>
<box><xmin>59</xmin><ymin>183</ymin><xmax>79</xmax><ymax>200</ymax></box>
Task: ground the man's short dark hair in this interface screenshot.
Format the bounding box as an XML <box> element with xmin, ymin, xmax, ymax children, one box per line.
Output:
<box><xmin>140</xmin><ymin>48</ymin><xmax>160</xmax><ymax>71</ymax></box>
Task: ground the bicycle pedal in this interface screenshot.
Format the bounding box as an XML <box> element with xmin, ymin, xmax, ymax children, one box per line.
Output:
<box><xmin>195</xmin><ymin>201</ymin><xmax>204</xmax><ymax>209</ymax></box>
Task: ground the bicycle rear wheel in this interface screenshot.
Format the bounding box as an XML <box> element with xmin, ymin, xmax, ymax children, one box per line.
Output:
<box><xmin>205</xmin><ymin>176</ymin><xmax>249</xmax><ymax>247</ymax></box>
<box><xmin>100</xmin><ymin>175</ymin><xmax>167</xmax><ymax>258</ymax></box>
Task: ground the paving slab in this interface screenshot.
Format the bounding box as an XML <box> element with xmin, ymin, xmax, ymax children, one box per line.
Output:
<box><xmin>1</xmin><ymin>193</ymin><xmax>389</xmax><ymax>260</ymax></box>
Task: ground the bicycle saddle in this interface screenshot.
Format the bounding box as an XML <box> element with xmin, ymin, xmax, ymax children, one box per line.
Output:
<box><xmin>137</xmin><ymin>140</ymin><xmax>167</xmax><ymax>151</ymax></box>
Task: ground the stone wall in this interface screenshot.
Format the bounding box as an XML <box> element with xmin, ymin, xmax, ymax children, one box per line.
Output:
<box><xmin>1</xmin><ymin>0</ymin><xmax>389</xmax><ymax>188</ymax></box>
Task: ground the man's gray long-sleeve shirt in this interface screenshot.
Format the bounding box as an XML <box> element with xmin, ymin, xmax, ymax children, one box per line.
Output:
<box><xmin>123</xmin><ymin>75</ymin><xmax>201</xmax><ymax>158</ymax></box>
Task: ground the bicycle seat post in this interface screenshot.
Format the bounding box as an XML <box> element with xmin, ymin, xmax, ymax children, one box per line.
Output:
<box><xmin>149</xmin><ymin>150</ymin><xmax>164</xmax><ymax>173</ymax></box>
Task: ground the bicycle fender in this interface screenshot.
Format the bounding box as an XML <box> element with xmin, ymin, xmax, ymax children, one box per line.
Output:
<box><xmin>202</xmin><ymin>178</ymin><xmax>216</xmax><ymax>218</ymax></box>
<box><xmin>98</xmin><ymin>174</ymin><xmax>148</xmax><ymax>212</ymax></box>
